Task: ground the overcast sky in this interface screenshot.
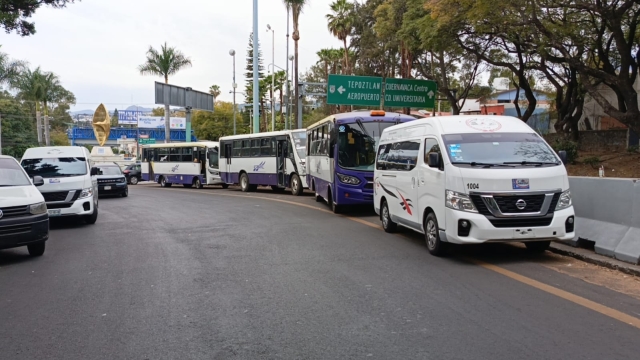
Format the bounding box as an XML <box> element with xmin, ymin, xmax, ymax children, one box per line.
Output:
<box><xmin>0</xmin><ymin>0</ymin><xmax>339</xmax><ymax>111</ymax></box>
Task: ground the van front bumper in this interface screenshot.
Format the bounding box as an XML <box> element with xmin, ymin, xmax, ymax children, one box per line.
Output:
<box><xmin>0</xmin><ymin>213</ymin><xmax>49</xmax><ymax>250</ymax></box>
<box><xmin>47</xmin><ymin>195</ymin><xmax>95</xmax><ymax>217</ymax></box>
<box><xmin>442</xmin><ymin>207</ymin><xmax>575</xmax><ymax>244</ymax></box>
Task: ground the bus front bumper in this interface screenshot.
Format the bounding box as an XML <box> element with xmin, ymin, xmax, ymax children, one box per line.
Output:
<box><xmin>335</xmin><ymin>183</ymin><xmax>374</xmax><ymax>205</ymax></box>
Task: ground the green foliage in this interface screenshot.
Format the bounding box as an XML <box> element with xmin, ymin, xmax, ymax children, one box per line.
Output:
<box><xmin>244</xmin><ymin>32</ymin><xmax>266</xmax><ymax>105</ymax></box>
<box><xmin>628</xmin><ymin>145</ymin><xmax>639</xmax><ymax>153</ymax></box>
<box><xmin>138</xmin><ymin>42</ymin><xmax>192</xmax><ymax>83</ymax></box>
<box><xmin>151</xmin><ymin>107</ymin><xmax>164</xmax><ymax>116</ymax></box>
<box><xmin>50</xmin><ymin>130</ymin><xmax>69</xmax><ymax>146</ymax></box>
<box><xmin>111</xmin><ymin>108</ymin><xmax>119</xmax><ymax>127</ymax></box>
<box><xmin>192</xmin><ymin>101</ymin><xmax>247</xmax><ymax>140</ymax></box>
<box><xmin>551</xmin><ymin>138</ymin><xmax>579</xmax><ymax>165</ymax></box>
<box><xmin>582</xmin><ymin>156</ymin><xmax>601</xmax><ymax>169</ymax></box>
<box><xmin>0</xmin><ymin>97</ymin><xmax>38</xmax><ymax>158</ymax></box>
<box><xmin>0</xmin><ymin>0</ymin><xmax>77</xmax><ymax>36</ymax></box>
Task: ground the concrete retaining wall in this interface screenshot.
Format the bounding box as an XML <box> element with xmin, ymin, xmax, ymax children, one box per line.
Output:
<box><xmin>565</xmin><ymin>177</ymin><xmax>640</xmax><ymax>264</ymax></box>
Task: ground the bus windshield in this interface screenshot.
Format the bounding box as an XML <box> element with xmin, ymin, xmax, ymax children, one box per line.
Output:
<box><xmin>291</xmin><ymin>131</ymin><xmax>307</xmax><ymax>160</ymax></box>
<box><xmin>338</xmin><ymin>121</ymin><xmax>396</xmax><ymax>171</ymax></box>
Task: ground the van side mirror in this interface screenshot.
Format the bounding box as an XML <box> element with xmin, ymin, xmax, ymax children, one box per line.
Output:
<box><xmin>90</xmin><ymin>167</ymin><xmax>99</xmax><ymax>176</ymax></box>
<box><xmin>33</xmin><ymin>176</ymin><xmax>44</xmax><ymax>187</ymax></box>
<box><xmin>428</xmin><ymin>152</ymin><xmax>441</xmax><ymax>168</ymax></box>
<box><xmin>558</xmin><ymin>150</ymin><xmax>567</xmax><ymax>164</ymax></box>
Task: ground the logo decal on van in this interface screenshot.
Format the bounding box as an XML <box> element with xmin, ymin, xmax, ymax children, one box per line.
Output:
<box><xmin>512</xmin><ymin>178</ymin><xmax>530</xmax><ymax>189</ymax></box>
<box><xmin>379</xmin><ymin>183</ymin><xmax>413</xmax><ymax>215</ymax></box>
<box><xmin>49</xmin><ymin>178</ymin><xmax>60</xmax><ymax>183</ymax></box>
<box><xmin>466</xmin><ymin>118</ymin><xmax>502</xmax><ymax>132</ymax></box>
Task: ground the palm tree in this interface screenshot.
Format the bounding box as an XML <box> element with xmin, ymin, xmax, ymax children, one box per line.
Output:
<box><xmin>0</xmin><ymin>46</ymin><xmax>26</xmax><ymax>88</ymax></box>
<box><xmin>39</xmin><ymin>71</ymin><xmax>63</xmax><ymax>146</ymax></box>
<box><xmin>138</xmin><ymin>42</ymin><xmax>192</xmax><ymax>143</ymax></box>
<box><xmin>326</xmin><ymin>0</ymin><xmax>354</xmax><ymax>75</ymax></box>
<box><xmin>282</xmin><ymin>0</ymin><xmax>308</xmax><ymax>129</ymax></box>
<box><xmin>15</xmin><ymin>67</ymin><xmax>45</xmax><ymax>145</ymax></box>
<box><xmin>209</xmin><ymin>84</ymin><xmax>221</xmax><ymax>102</ymax></box>
<box><xmin>316</xmin><ymin>49</ymin><xmax>333</xmax><ymax>83</ymax></box>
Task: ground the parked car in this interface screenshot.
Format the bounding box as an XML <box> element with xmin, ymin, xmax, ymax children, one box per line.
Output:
<box><xmin>0</xmin><ymin>155</ymin><xmax>49</xmax><ymax>256</ymax></box>
<box><xmin>21</xmin><ymin>146</ymin><xmax>98</xmax><ymax>225</ymax></box>
<box><xmin>95</xmin><ymin>162</ymin><xmax>129</xmax><ymax>197</ymax></box>
<box><xmin>123</xmin><ymin>163</ymin><xmax>141</xmax><ymax>185</ymax></box>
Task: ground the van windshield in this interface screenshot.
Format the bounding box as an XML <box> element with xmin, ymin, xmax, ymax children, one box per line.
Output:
<box><xmin>0</xmin><ymin>158</ymin><xmax>31</xmax><ymax>186</ymax></box>
<box><xmin>338</xmin><ymin>121</ymin><xmax>396</xmax><ymax>171</ymax></box>
<box><xmin>21</xmin><ymin>157</ymin><xmax>88</xmax><ymax>178</ymax></box>
<box><xmin>441</xmin><ymin>132</ymin><xmax>560</xmax><ymax>166</ymax></box>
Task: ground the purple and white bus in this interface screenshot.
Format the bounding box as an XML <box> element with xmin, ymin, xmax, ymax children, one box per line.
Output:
<box><xmin>306</xmin><ymin>110</ymin><xmax>417</xmax><ymax>213</ymax></box>
<box><xmin>219</xmin><ymin>130</ymin><xmax>308</xmax><ymax>195</ymax></box>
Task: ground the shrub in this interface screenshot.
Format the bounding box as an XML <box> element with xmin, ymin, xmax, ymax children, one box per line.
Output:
<box><xmin>582</xmin><ymin>156</ymin><xmax>601</xmax><ymax>168</ymax></box>
<box><xmin>551</xmin><ymin>138</ymin><xmax>579</xmax><ymax>164</ymax></box>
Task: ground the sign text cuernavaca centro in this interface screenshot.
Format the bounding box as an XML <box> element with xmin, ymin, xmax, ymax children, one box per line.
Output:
<box><xmin>326</xmin><ymin>74</ymin><xmax>437</xmax><ymax>108</ymax></box>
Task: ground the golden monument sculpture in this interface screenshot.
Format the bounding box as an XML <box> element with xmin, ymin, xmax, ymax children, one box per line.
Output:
<box><xmin>92</xmin><ymin>103</ymin><xmax>111</xmax><ymax>146</ymax></box>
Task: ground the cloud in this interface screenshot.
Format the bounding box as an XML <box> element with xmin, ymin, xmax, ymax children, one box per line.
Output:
<box><xmin>0</xmin><ymin>0</ymin><xmax>340</xmax><ymax>111</ymax></box>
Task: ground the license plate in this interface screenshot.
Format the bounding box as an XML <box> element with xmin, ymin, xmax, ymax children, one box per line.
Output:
<box><xmin>104</xmin><ymin>186</ymin><xmax>111</xmax><ymax>190</ymax></box>
<box><xmin>48</xmin><ymin>209</ymin><xmax>61</xmax><ymax>216</ymax></box>
<box><xmin>514</xmin><ymin>228</ymin><xmax>535</xmax><ymax>238</ymax></box>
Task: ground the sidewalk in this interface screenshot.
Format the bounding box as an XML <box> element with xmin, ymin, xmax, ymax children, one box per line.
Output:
<box><xmin>550</xmin><ymin>242</ymin><xmax>640</xmax><ymax>277</ymax></box>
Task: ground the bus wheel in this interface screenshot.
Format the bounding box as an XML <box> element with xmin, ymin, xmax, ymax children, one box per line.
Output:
<box><xmin>328</xmin><ymin>188</ymin><xmax>341</xmax><ymax>214</ymax></box>
<box><xmin>160</xmin><ymin>176</ymin><xmax>172</xmax><ymax>188</ymax></box>
<box><xmin>381</xmin><ymin>200</ymin><xmax>397</xmax><ymax>233</ymax></box>
<box><xmin>290</xmin><ymin>174</ymin><xmax>303</xmax><ymax>196</ymax></box>
<box><xmin>240</xmin><ymin>173</ymin><xmax>251</xmax><ymax>192</ymax></box>
<box><xmin>194</xmin><ymin>177</ymin><xmax>203</xmax><ymax>189</ymax></box>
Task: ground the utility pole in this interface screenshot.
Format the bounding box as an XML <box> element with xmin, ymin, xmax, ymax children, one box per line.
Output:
<box><xmin>252</xmin><ymin>0</ymin><xmax>260</xmax><ymax>134</ymax></box>
<box><xmin>44</xmin><ymin>115</ymin><xmax>51</xmax><ymax>146</ymax></box>
<box><xmin>230</xmin><ymin>49</ymin><xmax>237</xmax><ymax>135</ymax></box>
<box><xmin>285</xmin><ymin>7</ymin><xmax>290</xmax><ymax>130</ymax></box>
<box><xmin>267</xmin><ymin>25</ymin><xmax>275</xmax><ymax>132</ymax></box>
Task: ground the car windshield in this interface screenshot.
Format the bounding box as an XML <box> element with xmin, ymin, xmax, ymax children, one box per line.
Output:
<box><xmin>99</xmin><ymin>166</ymin><xmax>122</xmax><ymax>175</ymax></box>
<box><xmin>338</xmin><ymin>120</ymin><xmax>397</xmax><ymax>171</ymax></box>
<box><xmin>0</xmin><ymin>158</ymin><xmax>32</xmax><ymax>186</ymax></box>
<box><xmin>442</xmin><ymin>132</ymin><xmax>560</xmax><ymax>166</ymax></box>
<box><xmin>291</xmin><ymin>131</ymin><xmax>307</xmax><ymax>160</ymax></box>
<box><xmin>21</xmin><ymin>157</ymin><xmax>88</xmax><ymax>178</ymax></box>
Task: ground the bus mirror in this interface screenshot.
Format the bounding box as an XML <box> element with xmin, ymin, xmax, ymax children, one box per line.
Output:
<box><xmin>428</xmin><ymin>153</ymin><xmax>440</xmax><ymax>168</ymax></box>
<box><xmin>558</xmin><ymin>150</ymin><xmax>567</xmax><ymax>164</ymax></box>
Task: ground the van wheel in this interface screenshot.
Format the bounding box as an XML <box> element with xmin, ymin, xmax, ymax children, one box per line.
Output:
<box><xmin>27</xmin><ymin>242</ymin><xmax>45</xmax><ymax>256</ymax></box>
<box><xmin>525</xmin><ymin>241</ymin><xmax>551</xmax><ymax>253</ymax></box>
<box><xmin>381</xmin><ymin>200</ymin><xmax>397</xmax><ymax>233</ymax></box>
<box><xmin>424</xmin><ymin>212</ymin><xmax>445</xmax><ymax>256</ymax></box>
<box><xmin>290</xmin><ymin>174</ymin><xmax>303</xmax><ymax>196</ymax></box>
<box><xmin>194</xmin><ymin>177</ymin><xmax>203</xmax><ymax>189</ymax></box>
<box><xmin>328</xmin><ymin>188</ymin><xmax>341</xmax><ymax>214</ymax></box>
<box><xmin>84</xmin><ymin>207</ymin><xmax>98</xmax><ymax>225</ymax></box>
<box><xmin>240</xmin><ymin>173</ymin><xmax>251</xmax><ymax>192</ymax></box>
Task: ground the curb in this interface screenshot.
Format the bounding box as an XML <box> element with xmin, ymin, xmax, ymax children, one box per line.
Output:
<box><xmin>549</xmin><ymin>243</ymin><xmax>640</xmax><ymax>277</ymax></box>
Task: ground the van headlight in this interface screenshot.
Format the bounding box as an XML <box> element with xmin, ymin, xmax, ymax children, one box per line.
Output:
<box><xmin>29</xmin><ymin>202</ymin><xmax>47</xmax><ymax>215</ymax></box>
<box><xmin>79</xmin><ymin>187</ymin><xmax>93</xmax><ymax>199</ymax></box>
<box><xmin>336</xmin><ymin>173</ymin><xmax>360</xmax><ymax>185</ymax></box>
<box><xmin>555</xmin><ymin>189</ymin><xmax>572</xmax><ymax>210</ymax></box>
<box><xmin>445</xmin><ymin>190</ymin><xmax>478</xmax><ymax>213</ymax></box>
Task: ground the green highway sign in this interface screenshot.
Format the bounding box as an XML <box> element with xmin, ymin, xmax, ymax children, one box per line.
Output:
<box><xmin>326</xmin><ymin>74</ymin><xmax>382</xmax><ymax>107</ymax></box>
<box><xmin>138</xmin><ymin>138</ymin><xmax>156</xmax><ymax>144</ymax></box>
<box><xmin>384</xmin><ymin>78</ymin><xmax>437</xmax><ymax>108</ymax></box>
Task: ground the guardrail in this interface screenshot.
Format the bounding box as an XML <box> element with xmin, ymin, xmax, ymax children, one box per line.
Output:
<box><xmin>67</xmin><ymin>127</ymin><xmax>197</xmax><ymax>142</ymax></box>
<box><xmin>565</xmin><ymin>176</ymin><xmax>640</xmax><ymax>264</ymax></box>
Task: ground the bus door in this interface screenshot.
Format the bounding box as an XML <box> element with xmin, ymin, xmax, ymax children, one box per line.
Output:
<box><xmin>224</xmin><ymin>143</ymin><xmax>233</xmax><ymax>182</ymax></box>
<box><xmin>276</xmin><ymin>137</ymin><xmax>287</xmax><ymax>187</ymax></box>
<box><xmin>206</xmin><ymin>146</ymin><xmax>221</xmax><ymax>184</ymax></box>
<box><xmin>146</xmin><ymin>148</ymin><xmax>155</xmax><ymax>181</ymax></box>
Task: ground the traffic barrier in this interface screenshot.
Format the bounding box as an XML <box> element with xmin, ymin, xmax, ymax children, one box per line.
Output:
<box><xmin>563</xmin><ymin>177</ymin><xmax>640</xmax><ymax>264</ymax></box>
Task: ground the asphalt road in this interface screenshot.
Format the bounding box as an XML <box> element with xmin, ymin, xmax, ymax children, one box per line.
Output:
<box><xmin>1</xmin><ymin>184</ymin><xmax>639</xmax><ymax>360</ymax></box>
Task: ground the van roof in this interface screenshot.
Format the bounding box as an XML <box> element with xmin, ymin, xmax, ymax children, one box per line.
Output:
<box><xmin>22</xmin><ymin>146</ymin><xmax>89</xmax><ymax>159</ymax></box>
<box><xmin>386</xmin><ymin>115</ymin><xmax>537</xmax><ymax>135</ymax></box>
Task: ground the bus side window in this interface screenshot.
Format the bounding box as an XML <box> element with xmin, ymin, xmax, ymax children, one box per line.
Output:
<box><xmin>182</xmin><ymin>147</ymin><xmax>193</xmax><ymax>162</ymax></box>
<box><xmin>260</xmin><ymin>138</ymin><xmax>271</xmax><ymax>156</ymax></box>
<box><xmin>233</xmin><ymin>140</ymin><xmax>242</xmax><ymax>157</ymax></box>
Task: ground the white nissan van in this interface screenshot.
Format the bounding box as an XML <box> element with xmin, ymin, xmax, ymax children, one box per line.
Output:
<box><xmin>373</xmin><ymin>115</ymin><xmax>575</xmax><ymax>256</ymax></box>
<box><xmin>21</xmin><ymin>146</ymin><xmax>99</xmax><ymax>224</ymax></box>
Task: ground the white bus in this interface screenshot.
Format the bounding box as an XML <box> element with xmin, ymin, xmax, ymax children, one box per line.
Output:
<box><xmin>219</xmin><ymin>130</ymin><xmax>307</xmax><ymax>195</ymax></box>
<box><xmin>141</xmin><ymin>141</ymin><xmax>227</xmax><ymax>189</ymax></box>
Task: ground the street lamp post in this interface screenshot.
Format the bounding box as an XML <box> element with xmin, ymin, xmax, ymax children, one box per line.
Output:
<box><xmin>252</xmin><ymin>0</ymin><xmax>259</xmax><ymax>134</ymax></box>
<box><xmin>288</xmin><ymin>55</ymin><xmax>294</xmax><ymax>128</ymax></box>
<box><xmin>267</xmin><ymin>25</ymin><xmax>275</xmax><ymax>132</ymax></box>
<box><xmin>285</xmin><ymin>6</ymin><xmax>290</xmax><ymax>130</ymax></box>
<box><xmin>229</xmin><ymin>49</ymin><xmax>237</xmax><ymax>134</ymax></box>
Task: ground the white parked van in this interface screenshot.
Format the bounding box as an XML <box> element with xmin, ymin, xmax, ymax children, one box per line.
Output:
<box><xmin>21</xmin><ymin>146</ymin><xmax>99</xmax><ymax>224</ymax></box>
<box><xmin>373</xmin><ymin>115</ymin><xmax>575</xmax><ymax>256</ymax></box>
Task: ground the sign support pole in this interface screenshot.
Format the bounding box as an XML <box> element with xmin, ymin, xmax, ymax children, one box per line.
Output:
<box><xmin>185</xmin><ymin>106</ymin><xmax>192</xmax><ymax>143</ymax></box>
<box><xmin>252</xmin><ymin>0</ymin><xmax>260</xmax><ymax>134</ymax></box>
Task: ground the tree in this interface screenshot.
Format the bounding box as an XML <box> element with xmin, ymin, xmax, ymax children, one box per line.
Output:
<box><xmin>0</xmin><ymin>46</ymin><xmax>26</xmax><ymax>87</ymax></box>
<box><xmin>273</xmin><ymin>70</ymin><xmax>288</xmax><ymax>125</ymax></box>
<box><xmin>14</xmin><ymin>66</ymin><xmax>44</xmax><ymax>144</ymax></box>
<box><xmin>326</xmin><ymin>0</ymin><xmax>355</xmax><ymax>74</ymax></box>
<box><xmin>111</xmin><ymin>108</ymin><xmax>119</xmax><ymax>127</ymax></box>
<box><xmin>138</xmin><ymin>42</ymin><xmax>192</xmax><ymax>143</ymax></box>
<box><xmin>209</xmin><ymin>84</ymin><xmax>221</xmax><ymax>101</ymax></box>
<box><xmin>192</xmin><ymin>101</ymin><xmax>246</xmax><ymax>140</ymax></box>
<box><xmin>0</xmin><ymin>0</ymin><xmax>77</xmax><ymax>36</ymax></box>
<box><xmin>244</xmin><ymin>32</ymin><xmax>265</xmax><ymax>105</ymax></box>
<box><xmin>0</xmin><ymin>97</ymin><xmax>37</xmax><ymax>157</ymax></box>
<box><xmin>283</xmin><ymin>0</ymin><xmax>308</xmax><ymax>128</ymax></box>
